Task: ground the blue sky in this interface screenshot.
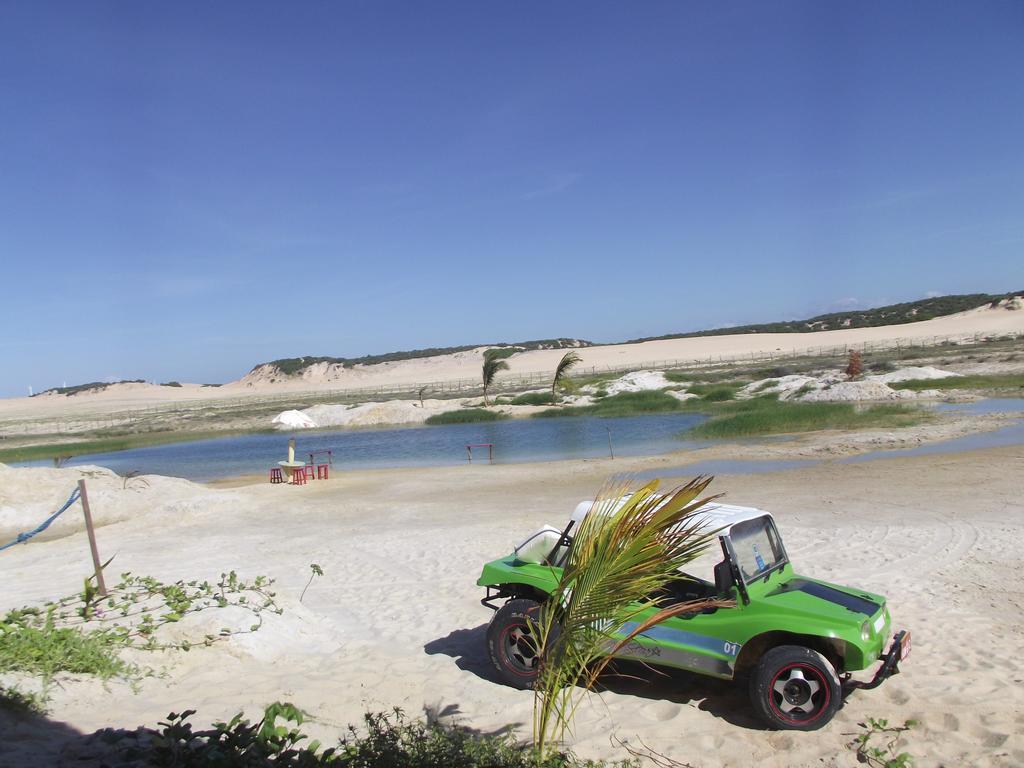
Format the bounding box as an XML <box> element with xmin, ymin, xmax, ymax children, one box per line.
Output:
<box><xmin>1</xmin><ymin>2</ymin><xmax>1021</xmax><ymax>396</ymax></box>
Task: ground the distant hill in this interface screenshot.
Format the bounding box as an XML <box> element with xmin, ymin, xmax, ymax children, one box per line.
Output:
<box><xmin>35</xmin><ymin>379</ymin><xmax>147</xmax><ymax>397</ymax></box>
<box><xmin>254</xmin><ymin>338</ymin><xmax>592</xmax><ymax>377</ymax></box>
<box><xmin>626</xmin><ymin>292</ymin><xmax>1023</xmax><ymax>343</ymax></box>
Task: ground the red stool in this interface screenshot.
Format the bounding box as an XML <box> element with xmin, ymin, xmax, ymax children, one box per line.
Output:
<box><xmin>317</xmin><ymin>464</ymin><xmax>329</xmax><ymax>479</ymax></box>
<box><xmin>269</xmin><ymin>468</ymin><xmax>283</xmax><ymax>484</ymax></box>
<box><xmin>291</xmin><ymin>468</ymin><xmax>307</xmax><ymax>485</ymax></box>
<box><xmin>304</xmin><ymin>464</ymin><xmax>316</xmax><ymax>480</ymax></box>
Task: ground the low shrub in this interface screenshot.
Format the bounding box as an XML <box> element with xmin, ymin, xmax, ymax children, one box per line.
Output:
<box><xmin>868</xmin><ymin>360</ymin><xmax>897</xmax><ymax>373</ymax></box>
<box><xmin>425</xmin><ymin>409</ymin><xmax>508</xmax><ymax>425</ymax></box>
<box><xmin>96</xmin><ymin>706</ymin><xmax>629</xmax><ymax>767</ymax></box>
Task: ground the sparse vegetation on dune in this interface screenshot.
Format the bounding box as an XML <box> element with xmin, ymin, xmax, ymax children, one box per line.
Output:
<box><xmin>257</xmin><ymin>339</ymin><xmax>590</xmax><ymax>377</ymax></box>
<box><xmin>627</xmin><ymin>291</ymin><xmax>1023</xmax><ymax>343</ymax></box>
<box><xmin>36</xmin><ymin>379</ymin><xmax>147</xmax><ymax>397</ymax></box>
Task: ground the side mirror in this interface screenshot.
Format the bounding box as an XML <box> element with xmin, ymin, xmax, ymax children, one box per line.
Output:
<box><xmin>714</xmin><ymin>560</ymin><xmax>734</xmax><ymax>595</ymax></box>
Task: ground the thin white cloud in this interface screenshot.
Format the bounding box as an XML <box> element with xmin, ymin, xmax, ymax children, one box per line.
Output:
<box><xmin>153</xmin><ymin>276</ymin><xmax>220</xmax><ymax>299</ymax></box>
<box><xmin>521</xmin><ymin>172</ymin><xmax>581</xmax><ymax>200</ymax></box>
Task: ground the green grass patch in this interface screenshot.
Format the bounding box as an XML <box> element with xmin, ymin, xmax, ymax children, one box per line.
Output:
<box><xmin>509</xmin><ymin>391</ymin><xmax>555</xmax><ymax>406</ymax></box>
<box><xmin>0</xmin><ymin>616</ymin><xmax>137</xmax><ymax>685</ymax></box>
<box><xmin>425</xmin><ymin>408</ymin><xmax>508</xmax><ymax>425</ymax></box>
<box><xmin>688</xmin><ymin>399</ymin><xmax>929</xmax><ymax>439</ymax></box>
<box><xmin>890</xmin><ymin>373</ymin><xmax>1024</xmax><ymax>393</ymax></box>
<box><xmin>664</xmin><ymin>371</ymin><xmax>698</xmax><ymax>383</ymax></box>
<box><xmin>685</xmin><ymin>381</ymin><xmax>746</xmax><ymax>401</ymax></box>
<box><xmin>0</xmin><ymin>429</ymin><xmax>263</xmax><ymax>464</ymax></box>
<box><xmin>534</xmin><ymin>390</ymin><xmax>684</xmax><ymax>419</ymax></box>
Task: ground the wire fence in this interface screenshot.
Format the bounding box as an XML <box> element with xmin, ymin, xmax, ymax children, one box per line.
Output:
<box><xmin>5</xmin><ymin>329</ymin><xmax>1022</xmax><ymax>438</ymax></box>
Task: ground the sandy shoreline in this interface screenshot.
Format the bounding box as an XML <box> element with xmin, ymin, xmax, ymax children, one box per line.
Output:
<box><xmin>1</xmin><ymin>433</ymin><xmax>1022</xmax><ymax>766</ymax></box>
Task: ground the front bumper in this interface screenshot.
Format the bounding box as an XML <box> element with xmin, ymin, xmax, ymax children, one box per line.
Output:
<box><xmin>848</xmin><ymin>630</ymin><xmax>910</xmax><ymax>691</ymax></box>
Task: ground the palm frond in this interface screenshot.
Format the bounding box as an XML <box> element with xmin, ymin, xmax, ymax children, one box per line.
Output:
<box><xmin>551</xmin><ymin>351</ymin><xmax>582</xmax><ymax>404</ymax></box>
<box><xmin>482</xmin><ymin>358</ymin><xmax>510</xmax><ymax>406</ymax></box>
<box><xmin>532</xmin><ymin>475</ymin><xmax>725</xmax><ymax>756</ymax></box>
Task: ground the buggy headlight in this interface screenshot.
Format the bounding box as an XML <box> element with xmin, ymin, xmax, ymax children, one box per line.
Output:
<box><xmin>860</xmin><ymin>621</ymin><xmax>871</xmax><ymax>642</ymax></box>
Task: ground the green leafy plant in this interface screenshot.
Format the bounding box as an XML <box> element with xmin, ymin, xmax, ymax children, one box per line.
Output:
<box><xmin>300</xmin><ymin>564</ymin><xmax>323</xmax><ymax>603</ymax></box>
<box><xmin>552</xmin><ymin>351</ymin><xmax>582</xmax><ymax>405</ymax></box>
<box><xmin>531</xmin><ymin>476</ymin><xmax>729</xmax><ymax>759</ymax></box>
<box><xmin>848</xmin><ymin>717</ymin><xmax>917</xmax><ymax>767</ymax></box>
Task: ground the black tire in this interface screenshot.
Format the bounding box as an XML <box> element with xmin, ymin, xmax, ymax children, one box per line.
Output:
<box><xmin>749</xmin><ymin>645</ymin><xmax>842</xmax><ymax>730</ymax></box>
<box><xmin>486</xmin><ymin>598</ymin><xmax>559</xmax><ymax>690</ymax></box>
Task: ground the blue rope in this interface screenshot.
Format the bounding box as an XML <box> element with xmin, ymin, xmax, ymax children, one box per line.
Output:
<box><xmin>0</xmin><ymin>487</ymin><xmax>81</xmax><ymax>553</ymax></box>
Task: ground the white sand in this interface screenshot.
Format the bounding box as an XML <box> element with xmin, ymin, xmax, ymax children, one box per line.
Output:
<box><xmin>0</xmin><ymin>437</ymin><xmax>1022</xmax><ymax>767</ymax></box>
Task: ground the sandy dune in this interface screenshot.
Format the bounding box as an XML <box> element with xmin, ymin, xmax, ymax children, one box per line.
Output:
<box><xmin>2</xmin><ymin>302</ymin><xmax>1021</xmax><ymax>423</ymax></box>
<box><xmin>1</xmin><ymin>438</ymin><xmax>1022</xmax><ymax>766</ymax></box>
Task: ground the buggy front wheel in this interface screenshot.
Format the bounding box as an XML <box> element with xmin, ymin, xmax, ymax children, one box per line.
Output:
<box><xmin>486</xmin><ymin>598</ymin><xmax>558</xmax><ymax>690</ymax></box>
<box><xmin>750</xmin><ymin>645</ymin><xmax>842</xmax><ymax>730</ymax></box>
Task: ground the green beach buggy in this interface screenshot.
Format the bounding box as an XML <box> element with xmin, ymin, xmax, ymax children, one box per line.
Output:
<box><xmin>477</xmin><ymin>501</ymin><xmax>909</xmax><ymax>730</ymax></box>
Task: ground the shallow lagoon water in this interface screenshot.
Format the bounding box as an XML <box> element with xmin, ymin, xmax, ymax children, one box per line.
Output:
<box><xmin>643</xmin><ymin>397</ymin><xmax>1024</xmax><ymax>478</ymax></box>
<box><xmin>15</xmin><ymin>399</ymin><xmax>1023</xmax><ymax>482</ymax></box>
<box><xmin>15</xmin><ymin>412</ymin><xmax>708</xmax><ymax>482</ymax></box>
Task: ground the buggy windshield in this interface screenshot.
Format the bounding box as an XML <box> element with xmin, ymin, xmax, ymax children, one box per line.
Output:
<box><xmin>728</xmin><ymin>516</ymin><xmax>787</xmax><ymax>583</ymax></box>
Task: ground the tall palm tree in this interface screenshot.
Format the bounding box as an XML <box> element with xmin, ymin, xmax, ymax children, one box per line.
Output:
<box><xmin>551</xmin><ymin>350</ymin><xmax>582</xmax><ymax>405</ymax></box>
<box><xmin>532</xmin><ymin>475</ymin><xmax>729</xmax><ymax>758</ymax></box>
<box><xmin>482</xmin><ymin>357</ymin><xmax>509</xmax><ymax>406</ymax></box>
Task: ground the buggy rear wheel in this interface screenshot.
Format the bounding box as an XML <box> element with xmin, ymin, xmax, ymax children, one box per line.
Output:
<box><xmin>750</xmin><ymin>645</ymin><xmax>842</xmax><ymax>730</ymax></box>
<box><xmin>486</xmin><ymin>598</ymin><xmax>558</xmax><ymax>690</ymax></box>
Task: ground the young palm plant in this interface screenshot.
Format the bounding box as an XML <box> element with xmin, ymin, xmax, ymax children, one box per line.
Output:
<box><xmin>531</xmin><ymin>475</ymin><xmax>730</xmax><ymax>759</ymax></box>
<box><xmin>551</xmin><ymin>351</ymin><xmax>582</xmax><ymax>405</ymax></box>
<box><xmin>482</xmin><ymin>357</ymin><xmax>510</xmax><ymax>406</ymax></box>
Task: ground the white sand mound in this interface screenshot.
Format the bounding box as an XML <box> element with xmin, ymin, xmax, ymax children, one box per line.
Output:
<box><xmin>798</xmin><ymin>380</ymin><xmax>932</xmax><ymax>402</ymax></box>
<box><xmin>272</xmin><ymin>410</ymin><xmax>318</xmax><ymax>429</ymax></box>
<box><xmin>869</xmin><ymin>366</ymin><xmax>961</xmax><ymax>383</ymax></box>
<box><xmin>0</xmin><ymin>464</ymin><xmax>241</xmax><ymax>543</ymax></box>
<box><xmin>739</xmin><ymin>375</ymin><xmax>822</xmax><ymax>400</ymax></box>
<box><xmin>304</xmin><ymin>399</ymin><xmax>463</xmax><ymax>428</ymax></box>
<box><xmin>603</xmin><ymin>370</ymin><xmax>671</xmax><ymax>395</ymax></box>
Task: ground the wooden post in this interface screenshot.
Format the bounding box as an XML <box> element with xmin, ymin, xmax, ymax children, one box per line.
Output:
<box><xmin>77</xmin><ymin>479</ymin><xmax>107</xmax><ymax>597</ymax></box>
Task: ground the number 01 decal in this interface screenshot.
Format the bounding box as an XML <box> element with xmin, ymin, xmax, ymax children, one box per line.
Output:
<box><xmin>723</xmin><ymin>641</ymin><xmax>740</xmax><ymax>656</ymax></box>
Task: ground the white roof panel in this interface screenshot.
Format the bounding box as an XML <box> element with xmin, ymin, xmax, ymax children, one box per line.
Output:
<box><xmin>570</xmin><ymin>498</ymin><xmax>772</xmax><ymax>537</ymax></box>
